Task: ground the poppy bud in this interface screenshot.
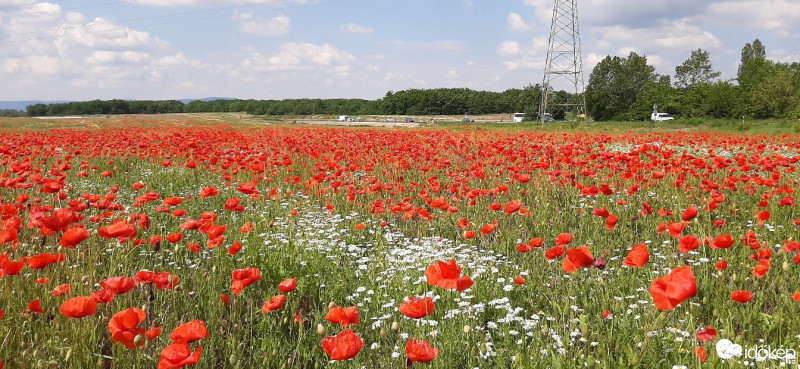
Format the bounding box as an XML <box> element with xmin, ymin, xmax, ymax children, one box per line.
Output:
<box><xmin>283</xmin><ymin>317</ymin><xmax>288</xmax><ymax>324</ymax></box>
<box><xmin>731</xmin><ymin>274</ymin><xmax>737</xmax><ymax>282</ymax></box>
<box><xmin>229</xmin><ymin>355</ymin><xmax>237</xmax><ymax>366</ymax></box>
<box><xmin>415</xmin><ymin>283</ymin><xmax>425</xmax><ymax>295</ymax></box>
<box><xmin>391</xmin><ymin>322</ymin><xmax>399</xmax><ymax>332</ymax></box>
<box><xmin>380</xmin><ymin>327</ymin><xmax>387</xmax><ymax>338</ymax></box>
<box><xmin>317</xmin><ymin>324</ymin><xmax>326</xmax><ymax>336</ymax></box>
<box><xmin>133</xmin><ymin>334</ymin><xmax>144</xmax><ymax>346</ymax></box>
<box><xmin>173</xmin><ymin>244</ymin><xmax>181</xmax><ymax>254</ymax></box>
<box><xmin>65</xmin><ymin>349</ymin><xmax>72</xmax><ymax>362</ymax></box>
<box><xmin>81</xmin><ymin>275</ymin><xmax>90</xmax><ymax>284</ymax></box>
<box><xmin>712</xmin><ymin>308</ymin><xmax>719</xmax><ymax>317</ymax></box>
<box><xmin>463</xmin><ymin>325</ymin><xmax>472</xmax><ymax>333</ymax></box>
<box><xmin>593</xmin><ymin>257</ymin><xmax>607</xmax><ymax>270</ymax></box>
<box><xmin>141</xmin><ymin>304</ymin><xmax>148</xmax><ymax>312</ymax></box>
<box><xmin>783</xmin><ymin>261</ymin><xmax>790</xmax><ymax>271</ymax></box>
<box><xmin>328</xmin><ymin>301</ymin><xmax>336</xmax><ymax>309</ymax></box>
<box><xmin>48</xmin><ymin>360</ymin><xmax>59</xmax><ymax>367</ymax></box>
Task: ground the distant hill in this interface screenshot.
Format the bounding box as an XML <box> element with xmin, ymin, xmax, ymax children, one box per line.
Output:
<box><xmin>0</xmin><ymin>101</ymin><xmax>70</xmax><ymax>111</ymax></box>
<box><xmin>0</xmin><ymin>98</ymin><xmax>237</xmax><ymax>111</ymax></box>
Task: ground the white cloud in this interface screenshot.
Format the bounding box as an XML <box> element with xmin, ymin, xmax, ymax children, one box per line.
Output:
<box><xmin>233</xmin><ymin>12</ymin><xmax>291</xmax><ymax>37</ymax></box>
<box><xmin>497</xmin><ymin>41</ymin><xmax>521</xmax><ymax>57</ymax></box>
<box><xmin>242</xmin><ymin>42</ymin><xmax>354</xmax><ymax>72</ymax></box>
<box><xmin>507</xmin><ymin>13</ymin><xmax>533</xmax><ymax>31</ymax></box>
<box><xmin>706</xmin><ymin>1</ymin><xmax>800</xmax><ymax>36</ymax></box>
<box><xmin>340</xmin><ymin>22</ymin><xmax>374</xmax><ymax>34</ymax></box>
<box><xmin>122</xmin><ymin>0</ymin><xmax>310</xmax><ymax>6</ymax></box>
<box><xmin>385</xmin><ymin>40</ymin><xmax>464</xmax><ymax>52</ymax></box>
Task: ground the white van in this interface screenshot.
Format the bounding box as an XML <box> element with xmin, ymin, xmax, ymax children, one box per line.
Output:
<box><xmin>513</xmin><ymin>113</ymin><xmax>525</xmax><ymax>123</ymax></box>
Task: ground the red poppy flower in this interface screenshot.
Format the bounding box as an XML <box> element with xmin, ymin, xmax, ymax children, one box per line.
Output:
<box><xmin>752</xmin><ymin>259</ymin><xmax>770</xmax><ymax>279</ymax></box>
<box><xmin>696</xmin><ymin>326</ymin><xmax>717</xmax><ymax>342</ymax></box>
<box><xmin>170</xmin><ymin>320</ymin><xmax>209</xmax><ymax>343</ymax></box>
<box><xmin>98</xmin><ymin>220</ymin><xmax>138</xmax><ymax>239</ymax></box>
<box><xmin>649</xmin><ymin>266</ymin><xmax>697</xmax><ymax>310</ymax></box>
<box><xmin>667</xmin><ymin>221</ymin><xmax>687</xmax><ymax>238</ymax></box>
<box><xmin>60</xmin><ymin>226</ymin><xmax>89</xmax><ymax>248</ymax></box>
<box><xmin>92</xmin><ymin>289</ymin><xmax>115</xmax><ymax>304</ymax></box>
<box><xmin>709</xmin><ymin>234</ymin><xmax>734</xmax><ymax>249</ymax></box>
<box><xmin>513</xmin><ymin>275</ymin><xmax>526</xmax><ymax>285</ymax></box>
<box><xmin>325</xmin><ymin>306</ymin><xmax>360</xmax><ymax>326</ymax></box>
<box><xmin>694</xmin><ymin>347</ymin><xmax>707</xmax><ymax>363</ymax></box>
<box><xmin>399</xmin><ymin>296</ymin><xmax>435</xmax><ymax>319</ymax></box>
<box><xmin>716</xmin><ymin>260</ymin><xmax>728</xmax><ymax>271</ymax></box>
<box><xmin>793</xmin><ymin>292</ymin><xmax>800</xmax><ymax>303</ymax></box>
<box><xmin>554</xmin><ymin>233</ymin><xmax>573</xmax><ymax>247</ymax></box>
<box><xmin>516</xmin><ymin>243</ymin><xmax>532</xmax><ymax>253</ymax></box>
<box><xmin>239</xmin><ymin>222</ymin><xmax>253</xmax><ymax>233</ymax></box>
<box><xmin>100</xmin><ymin>277</ymin><xmax>136</xmax><ymax>295</ymax></box>
<box><xmin>425</xmin><ymin>259</ymin><xmax>472</xmax><ymax>291</ymax></box>
<box><xmin>757</xmin><ymin>210</ymin><xmax>770</xmax><ymax>226</ymax></box>
<box><xmin>153</xmin><ymin>272</ymin><xmax>179</xmax><ymax>290</ymax></box>
<box><xmin>147</xmin><ymin>323</ymin><xmax>163</xmax><ymax>340</ymax></box>
<box><xmin>26</xmin><ymin>299</ymin><xmax>43</xmax><ymax>313</ymax></box>
<box><xmin>545</xmin><ymin>245</ymin><xmax>565</xmax><ymax>260</ymax></box>
<box><xmin>158</xmin><ymin>342</ymin><xmax>202</xmax><ymax>369</ymax></box>
<box><xmin>503</xmin><ymin>200</ymin><xmax>521</xmax><ymax>215</ymax></box>
<box><xmin>321</xmin><ymin>329</ymin><xmax>363</xmax><ymax>361</ymax></box>
<box><xmin>462</xmin><ymin>230</ymin><xmax>475</xmax><ymax>239</ymax></box>
<box><xmin>262</xmin><ymin>295</ymin><xmax>287</xmax><ymax>313</ymax></box>
<box><xmin>224</xmin><ymin>198</ymin><xmax>245</xmax><ymax>212</ymax></box>
<box><xmin>200</xmin><ymin>186</ymin><xmax>220</xmax><ymax>198</ymax></box>
<box><xmin>220</xmin><ymin>294</ymin><xmax>230</xmax><ymax>305</ymax></box>
<box><xmin>227</xmin><ymin>241</ymin><xmax>242</xmax><ymax>256</ymax></box>
<box><xmin>0</xmin><ymin>260</ymin><xmax>23</xmax><ymax>275</ymax></box>
<box><xmin>480</xmin><ymin>221</ymin><xmax>497</xmax><ymax>236</ymax></box>
<box><xmin>231</xmin><ymin>267</ymin><xmax>261</xmax><ymax>295</ymax></box>
<box><xmin>51</xmin><ymin>283</ymin><xmax>71</xmax><ymax>297</ymax></box>
<box><xmin>681</xmin><ymin>206</ymin><xmax>698</xmax><ymax>221</ymax></box>
<box><xmin>731</xmin><ymin>290</ymin><xmax>753</xmax><ymax>303</ymax></box>
<box><xmin>35</xmin><ymin>278</ymin><xmax>49</xmax><ymax>284</ymax></box>
<box><xmin>59</xmin><ymin>296</ymin><xmax>97</xmax><ymax>319</ymax></box>
<box><xmin>678</xmin><ymin>235</ymin><xmax>701</xmax><ymax>253</ymax></box>
<box><xmin>742</xmin><ymin>230</ymin><xmax>761</xmax><ymax>249</ymax></box>
<box><xmin>26</xmin><ymin>253</ymin><xmax>66</xmax><ymax>269</ymax></box>
<box><xmin>605</xmin><ymin>214</ymin><xmax>619</xmax><ymax>230</ymax></box>
<box><xmin>406</xmin><ymin>339</ymin><xmax>439</xmax><ymax>363</ymax></box>
<box><xmin>166</xmin><ymin>233</ymin><xmax>183</xmax><ymax>243</ymax></box>
<box><xmin>592</xmin><ymin>207</ymin><xmax>610</xmax><ymax>218</ymax></box>
<box><xmin>562</xmin><ymin>245</ymin><xmax>594</xmax><ymax>273</ymax></box>
<box><xmin>277</xmin><ymin>278</ymin><xmax>297</xmax><ymax>293</ymax></box>
<box><xmin>108</xmin><ymin>308</ymin><xmax>147</xmax><ymax>349</ymax></box>
<box><xmin>623</xmin><ymin>243</ymin><xmax>649</xmax><ymax>267</ymax></box>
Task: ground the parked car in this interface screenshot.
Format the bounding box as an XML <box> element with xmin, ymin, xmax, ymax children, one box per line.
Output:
<box><xmin>404</xmin><ymin>117</ymin><xmax>414</xmax><ymax>123</ymax></box>
<box><xmin>463</xmin><ymin>117</ymin><xmax>475</xmax><ymax>122</ymax></box>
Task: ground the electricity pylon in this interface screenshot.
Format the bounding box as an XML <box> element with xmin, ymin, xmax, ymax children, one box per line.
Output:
<box><xmin>539</xmin><ymin>0</ymin><xmax>586</xmax><ymax>122</ymax></box>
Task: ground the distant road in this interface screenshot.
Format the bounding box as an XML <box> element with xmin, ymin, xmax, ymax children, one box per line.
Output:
<box><xmin>296</xmin><ymin>120</ymin><xmax>421</xmax><ymax>128</ymax></box>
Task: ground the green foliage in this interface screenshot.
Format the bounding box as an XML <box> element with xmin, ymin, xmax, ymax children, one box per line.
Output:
<box><xmin>585</xmin><ymin>52</ymin><xmax>658</xmax><ymax>121</ymax></box>
<box><xmin>674</xmin><ymin>49</ymin><xmax>721</xmax><ymax>89</ymax></box>
<box><xmin>0</xmin><ymin>109</ymin><xmax>26</xmax><ymax>117</ymax></box>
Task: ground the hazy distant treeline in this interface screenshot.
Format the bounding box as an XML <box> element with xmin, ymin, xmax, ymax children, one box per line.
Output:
<box><xmin>25</xmin><ymin>87</ymin><xmax>546</xmax><ymax>118</ymax></box>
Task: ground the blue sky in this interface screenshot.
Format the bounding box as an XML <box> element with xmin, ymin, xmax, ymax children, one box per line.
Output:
<box><xmin>1</xmin><ymin>0</ymin><xmax>799</xmax><ymax>101</ymax></box>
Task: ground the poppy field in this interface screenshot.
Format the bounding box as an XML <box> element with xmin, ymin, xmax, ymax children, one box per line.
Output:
<box><xmin>1</xmin><ymin>117</ymin><xmax>800</xmax><ymax>368</ymax></box>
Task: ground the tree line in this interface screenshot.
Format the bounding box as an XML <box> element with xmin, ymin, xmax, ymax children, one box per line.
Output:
<box><xmin>585</xmin><ymin>39</ymin><xmax>800</xmax><ymax>121</ymax></box>
<box><xmin>26</xmin><ymin>88</ymin><xmax>545</xmax><ymax>118</ymax></box>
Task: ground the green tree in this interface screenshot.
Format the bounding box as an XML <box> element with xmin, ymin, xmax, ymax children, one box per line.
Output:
<box><xmin>738</xmin><ymin>39</ymin><xmax>766</xmax><ymax>76</ymax></box>
<box><xmin>585</xmin><ymin>52</ymin><xmax>658</xmax><ymax>121</ymax></box>
<box><xmin>674</xmin><ymin>49</ymin><xmax>720</xmax><ymax>89</ymax></box>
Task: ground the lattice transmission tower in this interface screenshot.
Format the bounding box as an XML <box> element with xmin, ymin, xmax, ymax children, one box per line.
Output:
<box><xmin>539</xmin><ymin>0</ymin><xmax>586</xmax><ymax>122</ymax></box>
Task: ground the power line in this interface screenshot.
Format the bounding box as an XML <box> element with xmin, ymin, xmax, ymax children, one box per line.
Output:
<box><xmin>0</xmin><ymin>0</ymin><xmax>344</xmax><ymax>45</ymax></box>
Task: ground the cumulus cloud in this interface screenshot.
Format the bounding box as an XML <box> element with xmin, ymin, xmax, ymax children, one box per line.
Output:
<box><xmin>507</xmin><ymin>13</ymin><xmax>533</xmax><ymax>31</ymax></box>
<box><xmin>340</xmin><ymin>22</ymin><xmax>374</xmax><ymax>34</ymax></box>
<box><xmin>232</xmin><ymin>12</ymin><xmax>291</xmax><ymax>36</ymax></box>
<box><xmin>242</xmin><ymin>42</ymin><xmax>354</xmax><ymax>73</ymax></box>
<box><xmin>497</xmin><ymin>41</ymin><xmax>521</xmax><ymax>57</ymax></box>
<box><xmin>122</xmin><ymin>0</ymin><xmax>311</xmax><ymax>7</ymax></box>
<box><xmin>496</xmin><ymin>37</ymin><xmax>548</xmax><ymax>71</ymax></box>
<box><xmin>596</xmin><ymin>21</ymin><xmax>722</xmax><ymax>52</ymax></box>
<box><xmin>706</xmin><ymin>0</ymin><xmax>800</xmax><ymax>36</ymax></box>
